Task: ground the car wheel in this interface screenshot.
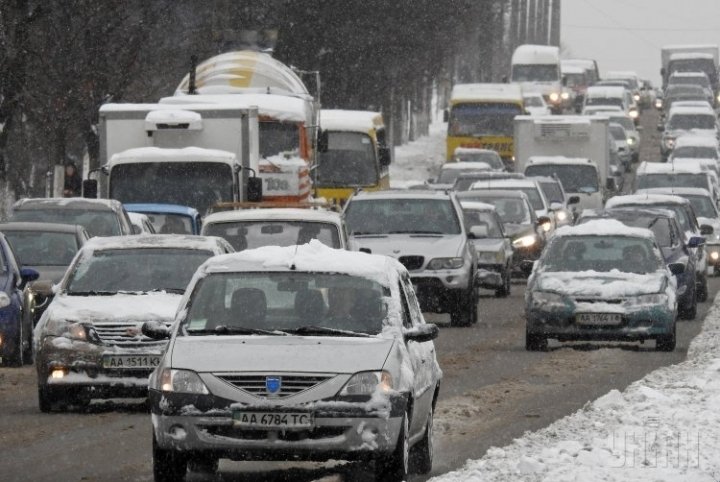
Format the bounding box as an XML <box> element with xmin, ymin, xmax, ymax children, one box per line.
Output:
<box><xmin>38</xmin><ymin>384</ymin><xmax>56</xmax><ymax>413</ymax></box>
<box><xmin>375</xmin><ymin>411</ymin><xmax>410</xmax><ymax>482</ymax></box>
<box><xmin>410</xmin><ymin>408</ymin><xmax>433</xmax><ymax>474</ymax></box>
<box><xmin>679</xmin><ymin>293</ymin><xmax>698</xmax><ymax>320</ymax></box>
<box><xmin>696</xmin><ymin>274</ymin><xmax>708</xmax><ymax>302</ymax></box>
<box><xmin>153</xmin><ymin>433</ymin><xmax>187</xmax><ymax>482</ymax></box>
<box><xmin>525</xmin><ymin>328</ymin><xmax>547</xmax><ymax>351</ymax></box>
<box><xmin>495</xmin><ymin>270</ymin><xmax>511</xmax><ymax>298</ymax></box>
<box><xmin>656</xmin><ymin>323</ymin><xmax>676</xmax><ymax>352</ymax></box>
<box><xmin>450</xmin><ymin>288</ymin><xmax>475</xmax><ymax>327</ymax></box>
<box><xmin>187</xmin><ymin>455</ymin><xmax>219</xmax><ymax>474</ymax></box>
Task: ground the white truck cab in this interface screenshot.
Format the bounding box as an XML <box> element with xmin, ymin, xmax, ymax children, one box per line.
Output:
<box><xmin>511</xmin><ymin>45</ymin><xmax>562</xmax><ymax>114</ymax></box>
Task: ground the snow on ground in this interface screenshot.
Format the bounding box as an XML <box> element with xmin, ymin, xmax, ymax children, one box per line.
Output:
<box><xmin>389</xmin><ymin>121</ymin><xmax>447</xmax><ymax>188</ymax></box>
<box><xmin>432</xmin><ymin>293</ymin><xmax>720</xmax><ymax>482</ymax></box>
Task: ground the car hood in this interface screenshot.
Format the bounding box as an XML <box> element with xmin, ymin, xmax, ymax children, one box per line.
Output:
<box><xmin>535</xmin><ymin>271</ymin><xmax>666</xmax><ymax>298</ymax></box>
<box><xmin>45</xmin><ymin>292</ymin><xmax>182</xmax><ymax>324</ymax></box>
<box><xmin>170</xmin><ymin>336</ymin><xmax>395</xmax><ymax>373</ymax></box>
<box><xmin>469</xmin><ymin>238</ymin><xmax>505</xmax><ymax>252</ymax></box>
<box><xmin>503</xmin><ymin>223</ymin><xmax>533</xmax><ymax>239</ymax></box>
<box><xmin>666</xmin><ymin>129</ymin><xmax>716</xmax><ymax>138</ymax></box>
<box><xmin>352</xmin><ymin>234</ymin><xmax>465</xmax><ymax>258</ymax></box>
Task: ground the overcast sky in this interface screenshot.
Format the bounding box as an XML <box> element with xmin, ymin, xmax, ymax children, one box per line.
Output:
<box><xmin>561</xmin><ymin>0</ymin><xmax>720</xmax><ymax>85</ymax></box>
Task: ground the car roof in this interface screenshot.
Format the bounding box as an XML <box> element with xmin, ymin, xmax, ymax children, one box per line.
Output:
<box><xmin>0</xmin><ymin>222</ymin><xmax>86</xmax><ymax>234</ymax></box>
<box><xmin>200</xmin><ymin>241</ymin><xmax>401</xmax><ymax>289</ymax></box>
<box><xmin>453</xmin><ymin>147</ymin><xmax>500</xmax><ymax>156</ymax></box>
<box><xmin>667</xmin><ymin>106</ymin><xmax>716</xmax><ymax>116</ymax></box>
<box><xmin>440</xmin><ymin>162</ymin><xmax>491</xmax><ymax>171</ymax></box>
<box><xmin>581</xmin><ymin>207</ymin><xmax>676</xmax><ymax>220</ymax></box>
<box><xmin>555</xmin><ymin>219</ymin><xmax>654</xmax><ymax>238</ymax></box>
<box><xmin>636</xmin><ymin>187</ymin><xmax>712</xmax><ymax>198</ymax></box>
<box><xmin>586</xmin><ymin>86</ymin><xmax>627</xmax><ymax>97</ymax></box>
<box><xmin>350</xmin><ymin>189</ymin><xmax>454</xmax><ymax>201</ymax></box>
<box><xmin>470</xmin><ymin>179</ymin><xmax>539</xmax><ymax>189</ymax></box>
<box><xmin>320</xmin><ymin>109</ymin><xmax>383</xmax><ymax>133</ymax></box>
<box><xmin>123</xmin><ymin>203</ymin><xmax>200</xmax><ymax>217</ymax></box>
<box><xmin>13</xmin><ymin>197</ymin><xmax>123</xmax><ymax>212</ymax></box>
<box><xmin>606</xmin><ymin>193</ymin><xmax>690</xmax><ymax>208</ymax></box>
<box><xmin>673</xmin><ymin>136</ymin><xmax>719</xmax><ymax>148</ymax></box>
<box><xmin>637</xmin><ymin>161</ymin><xmax>709</xmax><ymax>175</ymax></box>
<box><xmin>203</xmin><ymin>208</ymin><xmax>343</xmax><ymax>225</ymax></box>
<box><xmin>82</xmin><ymin>234</ymin><xmax>228</xmax><ymax>252</ymax></box>
<box><xmin>458</xmin><ymin>201</ymin><xmax>497</xmax><ymax>212</ymax></box>
<box><xmin>456</xmin><ymin>189</ymin><xmax>530</xmax><ymax>201</ymax></box>
<box><xmin>527</xmin><ymin>156</ymin><xmax>593</xmax><ymax>166</ymax></box>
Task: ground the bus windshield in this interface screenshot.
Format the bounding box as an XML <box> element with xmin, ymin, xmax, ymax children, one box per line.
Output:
<box><xmin>449</xmin><ymin>103</ymin><xmax>523</xmax><ymax>137</ymax></box>
<box><xmin>110</xmin><ymin>162</ymin><xmax>234</xmax><ymax>215</ymax></box>
<box><xmin>316</xmin><ymin>132</ymin><xmax>378</xmax><ymax>187</ymax></box>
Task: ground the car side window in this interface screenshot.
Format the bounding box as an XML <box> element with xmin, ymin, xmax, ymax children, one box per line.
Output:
<box><xmin>397</xmin><ymin>281</ymin><xmax>414</xmax><ymax>329</ymax></box>
<box><xmin>401</xmin><ymin>274</ymin><xmax>425</xmax><ymax>327</ymax></box>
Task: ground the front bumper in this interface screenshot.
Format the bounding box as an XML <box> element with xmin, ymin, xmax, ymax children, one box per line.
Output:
<box><xmin>151</xmin><ymin>390</ymin><xmax>406</xmax><ymax>460</ymax></box>
<box><xmin>526</xmin><ymin>303</ymin><xmax>675</xmax><ymax>341</ymax></box>
<box><xmin>410</xmin><ymin>267</ymin><xmax>472</xmax><ymax>312</ymax></box>
<box><xmin>36</xmin><ymin>336</ymin><xmax>165</xmax><ymax>397</ymax></box>
<box><xmin>475</xmin><ymin>263</ymin><xmax>504</xmax><ymax>288</ymax></box>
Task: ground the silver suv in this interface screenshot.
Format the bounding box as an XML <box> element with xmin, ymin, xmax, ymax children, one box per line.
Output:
<box><xmin>145</xmin><ymin>243</ymin><xmax>442</xmax><ymax>481</ymax></box>
<box><xmin>344</xmin><ymin>190</ymin><xmax>477</xmax><ymax>326</ymax></box>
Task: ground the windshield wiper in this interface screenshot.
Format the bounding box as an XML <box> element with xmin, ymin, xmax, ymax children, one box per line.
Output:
<box><xmin>288</xmin><ymin>325</ymin><xmax>371</xmax><ymax>337</ymax></box>
<box><xmin>352</xmin><ymin>232</ymin><xmax>387</xmax><ymax>237</ymax></box>
<box><xmin>148</xmin><ymin>288</ymin><xmax>186</xmax><ymax>294</ymax></box>
<box><xmin>188</xmin><ymin>325</ymin><xmax>288</xmax><ymax>336</ymax></box>
<box><xmin>389</xmin><ymin>230</ymin><xmax>444</xmax><ymax>235</ymax></box>
<box><xmin>66</xmin><ymin>290</ymin><xmax>117</xmax><ymax>296</ymax></box>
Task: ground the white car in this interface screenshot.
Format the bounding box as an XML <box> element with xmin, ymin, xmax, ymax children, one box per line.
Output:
<box><xmin>146</xmin><ymin>242</ymin><xmax>442</xmax><ymax>481</ymax></box>
<box><xmin>429</xmin><ymin>161</ymin><xmax>492</xmax><ymax>190</ymax></box>
<box><xmin>201</xmin><ymin>208</ymin><xmax>349</xmax><ymax>252</ymax></box>
<box><xmin>670</xmin><ymin>135</ymin><xmax>720</xmax><ymax>162</ymax></box>
<box><xmin>33</xmin><ymin>235</ymin><xmax>233</xmax><ymax>412</ymax></box>
<box><xmin>661</xmin><ymin>106</ymin><xmax>719</xmax><ymax>160</ymax></box>
<box><xmin>523</xmin><ymin>93</ymin><xmax>551</xmax><ymax>116</ymax></box>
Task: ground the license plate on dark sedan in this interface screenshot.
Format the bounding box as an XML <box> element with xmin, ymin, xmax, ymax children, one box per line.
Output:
<box><xmin>102</xmin><ymin>354</ymin><xmax>161</xmax><ymax>369</ymax></box>
<box><xmin>576</xmin><ymin>313</ymin><xmax>622</xmax><ymax>326</ymax></box>
<box><xmin>233</xmin><ymin>411</ymin><xmax>313</xmax><ymax>429</ymax></box>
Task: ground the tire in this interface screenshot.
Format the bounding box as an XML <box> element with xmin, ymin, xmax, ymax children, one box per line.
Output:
<box><xmin>656</xmin><ymin>323</ymin><xmax>676</xmax><ymax>352</ymax></box>
<box><xmin>450</xmin><ymin>288</ymin><xmax>476</xmax><ymax>327</ymax></box>
<box><xmin>5</xmin><ymin>326</ymin><xmax>23</xmax><ymax>367</ymax></box>
<box><xmin>375</xmin><ymin>411</ymin><xmax>410</xmax><ymax>482</ymax></box>
<box><xmin>696</xmin><ymin>274</ymin><xmax>708</xmax><ymax>302</ymax></box>
<box><xmin>153</xmin><ymin>433</ymin><xmax>187</xmax><ymax>482</ymax></box>
<box><xmin>38</xmin><ymin>385</ymin><xmax>56</xmax><ymax>413</ymax></box>
<box><xmin>678</xmin><ymin>294</ymin><xmax>698</xmax><ymax>320</ymax></box>
<box><xmin>525</xmin><ymin>328</ymin><xmax>547</xmax><ymax>351</ymax></box>
<box><xmin>495</xmin><ymin>270</ymin><xmax>511</xmax><ymax>298</ymax></box>
<box><xmin>410</xmin><ymin>409</ymin><xmax>433</xmax><ymax>475</ymax></box>
<box><xmin>187</xmin><ymin>455</ymin><xmax>219</xmax><ymax>474</ymax></box>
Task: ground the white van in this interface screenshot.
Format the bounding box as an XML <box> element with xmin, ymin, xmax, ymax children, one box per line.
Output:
<box><xmin>511</xmin><ymin>45</ymin><xmax>562</xmax><ymax>114</ymax></box>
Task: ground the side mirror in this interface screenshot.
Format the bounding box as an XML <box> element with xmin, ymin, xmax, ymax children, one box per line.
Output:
<box><xmin>19</xmin><ymin>267</ymin><xmax>40</xmax><ymax>288</ymax></box>
<box><xmin>688</xmin><ymin>236</ymin><xmax>706</xmax><ymax>248</ymax></box>
<box><xmin>700</xmin><ymin>224</ymin><xmax>714</xmax><ymax>236</ymax></box>
<box><xmin>668</xmin><ymin>262</ymin><xmax>685</xmax><ymax>276</ymax></box>
<box><xmin>317</xmin><ymin>129</ymin><xmax>328</xmax><ymax>153</ymax></box>
<box><xmin>567</xmin><ymin>195</ymin><xmax>580</xmax><ymax>205</ymax></box>
<box><xmin>379</xmin><ymin>146</ymin><xmax>392</xmax><ymax>167</ymax></box>
<box><xmin>246</xmin><ymin>176</ymin><xmax>263</xmax><ymax>203</ymax></box>
<box><xmin>82</xmin><ymin>179</ymin><xmax>98</xmax><ymax>199</ymax></box>
<box><xmin>404</xmin><ymin>323</ymin><xmax>439</xmax><ymax>342</ymax></box>
<box><xmin>359</xmin><ymin>247</ymin><xmax>372</xmax><ymax>254</ymax></box>
<box><xmin>443</xmin><ymin>110</ymin><xmax>449</xmax><ymax>123</ymax></box>
<box><xmin>549</xmin><ymin>201</ymin><xmax>564</xmax><ymax>212</ymax></box>
<box><xmin>469</xmin><ymin>225</ymin><xmax>489</xmax><ymax>239</ymax></box>
<box><xmin>141</xmin><ymin>321</ymin><xmax>171</xmax><ymax>340</ymax></box>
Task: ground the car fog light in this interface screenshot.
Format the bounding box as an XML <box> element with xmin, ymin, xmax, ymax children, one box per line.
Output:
<box><xmin>51</xmin><ymin>369</ymin><xmax>65</xmax><ymax>379</ymax></box>
<box><xmin>711</xmin><ymin>252</ymin><xmax>719</xmax><ymax>261</ymax></box>
<box><xmin>561</xmin><ymin>92</ymin><xmax>570</xmax><ymax>100</ymax></box>
<box><xmin>0</xmin><ymin>334</ymin><xmax>3</xmax><ymax>347</ymax></box>
<box><xmin>168</xmin><ymin>425</ymin><xmax>187</xmax><ymax>441</ymax></box>
<box><xmin>542</xmin><ymin>222</ymin><xmax>552</xmax><ymax>232</ymax></box>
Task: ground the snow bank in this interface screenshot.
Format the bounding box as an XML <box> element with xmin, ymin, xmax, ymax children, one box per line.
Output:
<box><xmin>431</xmin><ymin>292</ymin><xmax>720</xmax><ymax>482</ymax></box>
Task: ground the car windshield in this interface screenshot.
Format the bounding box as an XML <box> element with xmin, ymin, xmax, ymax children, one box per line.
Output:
<box><xmin>538</xmin><ymin>181</ymin><xmax>564</xmax><ymax>204</ymax></box>
<box><xmin>181</xmin><ymin>272</ymin><xmax>389</xmax><ymax>336</ymax></box>
<box><xmin>462</xmin><ymin>210</ymin><xmax>504</xmax><ymax>238</ymax></box>
<box><xmin>668</xmin><ymin>114</ymin><xmax>716</xmax><ymax>130</ymax></box>
<box><xmin>448</xmin><ymin>103</ymin><xmax>523</xmax><ymax>137</ymax></box>
<box><xmin>583</xmin><ymin>214</ymin><xmax>674</xmax><ymax>247</ymax></box>
<box><xmin>512</xmin><ymin>64</ymin><xmax>559</xmax><ymax>82</ymax></box>
<box><xmin>636</xmin><ymin>173</ymin><xmax>708</xmax><ymax>190</ymax></box>
<box><xmin>672</xmin><ymin>146</ymin><xmax>718</xmax><ymax>160</ymax></box>
<box><xmin>686</xmin><ymin>195</ymin><xmax>718</xmax><ymax>218</ymax></box>
<box><xmin>11</xmin><ymin>209</ymin><xmax>120</xmax><ymax>237</ymax></box>
<box><xmin>438</xmin><ymin>168</ymin><xmax>488</xmax><ymax>184</ymax></box>
<box><xmin>345</xmin><ymin>198</ymin><xmax>461</xmax><ymax>235</ymax></box>
<box><xmin>203</xmin><ymin>221</ymin><xmax>340</xmax><ymax>251</ymax></box>
<box><xmin>65</xmin><ymin>248</ymin><xmax>213</xmax><ymax>294</ymax></box>
<box><xmin>464</xmin><ymin>196</ymin><xmax>532</xmax><ymax>224</ymax></box>
<box><xmin>523</xmin><ymin>96</ymin><xmax>544</xmax><ymax>107</ymax></box>
<box><xmin>563</xmin><ymin>73</ymin><xmax>587</xmax><ymax>88</ymax></box>
<box><xmin>669</xmin><ymin>77</ymin><xmax>710</xmax><ymax>90</ymax></box>
<box><xmin>668</xmin><ymin>59</ymin><xmax>718</xmax><ymax>84</ymax></box>
<box><xmin>609</xmin><ymin>125</ymin><xmax>627</xmax><ymax>140</ymax></box>
<box><xmin>618</xmin><ymin>204</ymin><xmax>692</xmax><ymax>233</ymax></box>
<box><xmin>141</xmin><ymin>213</ymin><xmax>194</xmax><ymax>234</ymax></box>
<box><xmin>260</xmin><ymin>121</ymin><xmax>300</xmax><ymax>159</ymax></box>
<box><xmin>316</xmin><ymin>132</ymin><xmax>378</xmax><ymax>187</ymax></box>
<box><xmin>542</xmin><ymin>235</ymin><xmax>662</xmax><ymax>274</ymax></box>
<box><xmin>453</xmin><ymin>151</ymin><xmax>504</xmax><ymax>170</ymax></box>
<box><xmin>525</xmin><ymin>165</ymin><xmax>598</xmax><ymax>193</ymax></box>
<box><xmin>586</xmin><ymin>97</ymin><xmax>624</xmax><ymax>108</ymax></box>
<box><xmin>608</xmin><ymin>117</ymin><xmax>635</xmax><ymax>131</ymax></box>
<box><xmin>3</xmin><ymin>231</ymin><xmax>79</xmax><ymax>266</ymax></box>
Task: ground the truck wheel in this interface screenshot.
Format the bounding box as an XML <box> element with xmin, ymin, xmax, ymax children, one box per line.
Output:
<box><xmin>5</xmin><ymin>326</ymin><xmax>23</xmax><ymax>367</ymax></box>
<box><xmin>525</xmin><ymin>329</ymin><xmax>547</xmax><ymax>351</ymax></box>
<box><xmin>153</xmin><ymin>434</ymin><xmax>187</xmax><ymax>482</ymax></box>
<box><xmin>375</xmin><ymin>411</ymin><xmax>410</xmax><ymax>482</ymax></box>
<box><xmin>450</xmin><ymin>289</ymin><xmax>475</xmax><ymax>327</ymax></box>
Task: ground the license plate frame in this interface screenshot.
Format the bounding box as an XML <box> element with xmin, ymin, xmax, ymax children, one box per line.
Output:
<box><xmin>576</xmin><ymin>313</ymin><xmax>622</xmax><ymax>326</ymax></box>
<box><xmin>232</xmin><ymin>411</ymin><xmax>314</xmax><ymax>430</ymax></box>
<box><xmin>102</xmin><ymin>354</ymin><xmax>161</xmax><ymax>370</ymax></box>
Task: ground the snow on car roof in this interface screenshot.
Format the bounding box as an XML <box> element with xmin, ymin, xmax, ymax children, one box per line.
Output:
<box><xmin>511</xmin><ymin>44</ymin><xmax>559</xmax><ymax>64</ymax></box>
<box><xmin>320</xmin><ymin>109</ymin><xmax>383</xmax><ymax>133</ymax></box>
<box><xmin>0</xmin><ymin>222</ymin><xmax>85</xmax><ymax>233</ymax></box>
<box><xmin>516</xmin><ymin>115</ymin><xmax>593</xmax><ymax>124</ymax></box>
<box><xmin>605</xmin><ymin>193</ymin><xmax>690</xmax><ymax>209</ymax></box>
<box><xmin>669</xmin><ymin>71</ymin><xmax>710</xmax><ymax>79</ymax></box>
<box><xmin>159</xmin><ymin>94</ymin><xmax>309</xmax><ymax>123</ymax></box>
<box><xmin>526</xmin><ymin>156</ymin><xmax>594</xmax><ymax>167</ymax></box>
<box><xmin>440</xmin><ymin>162</ymin><xmax>491</xmax><ymax>171</ymax></box>
<box><xmin>450</xmin><ymin>83</ymin><xmax>523</xmax><ymax>103</ymax></box>
<box><xmin>82</xmin><ymin>234</ymin><xmax>225</xmax><ymax>252</ymax></box>
<box><xmin>202</xmin><ymin>239</ymin><xmax>401</xmax><ymax>288</ymax></box>
<box><xmin>560</xmin><ymin>65</ymin><xmax>585</xmax><ymax>75</ymax></box>
<box><xmin>673</xmin><ymin>136</ymin><xmax>719</xmax><ymax>148</ymax></box>
<box><xmin>555</xmin><ymin>219</ymin><xmax>654</xmax><ymax>239</ymax></box>
<box><xmin>670</xmin><ymin>52</ymin><xmax>715</xmax><ymax>60</ymax></box>
<box><xmin>582</xmin><ymin>106</ymin><xmax>622</xmax><ymax>114</ymax></box>
<box><xmin>585</xmin><ymin>86</ymin><xmax>627</xmax><ymax>98</ymax></box>
<box><xmin>203</xmin><ymin>208</ymin><xmax>343</xmax><ymax>225</ymax></box>
<box><xmin>108</xmin><ymin>147</ymin><xmax>237</xmax><ymax>166</ymax></box>
<box><xmin>453</xmin><ymin>147</ymin><xmax>500</xmax><ymax>156</ymax></box>
<box><xmin>351</xmin><ymin>189</ymin><xmax>453</xmax><ymax>200</ymax></box>
<box><xmin>637</xmin><ymin>161</ymin><xmax>708</xmax><ymax>175</ymax></box>
<box><xmin>456</xmin><ymin>189</ymin><xmax>531</xmax><ymax>201</ymax></box>
<box><xmin>470</xmin><ymin>179</ymin><xmax>539</xmax><ymax>190</ymax></box>
<box><xmin>13</xmin><ymin>197</ymin><xmax>123</xmax><ymax>211</ymax></box>
<box><xmin>667</xmin><ymin>106</ymin><xmax>716</xmax><ymax>116</ymax></box>
<box><xmin>636</xmin><ymin>187</ymin><xmax>712</xmax><ymax>198</ymax></box>
<box><xmin>124</xmin><ymin>203</ymin><xmax>199</xmax><ymax>216</ymax></box>
<box><xmin>458</xmin><ymin>201</ymin><xmax>497</xmax><ymax>212</ymax></box>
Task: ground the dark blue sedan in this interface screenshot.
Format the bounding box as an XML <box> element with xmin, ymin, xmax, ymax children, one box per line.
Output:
<box><xmin>0</xmin><ymin>232</ymin><xmax>39</xmax><ymax>366</ymax></box>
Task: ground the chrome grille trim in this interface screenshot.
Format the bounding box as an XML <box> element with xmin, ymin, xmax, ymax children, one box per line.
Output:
<box><xmin>93</xmin><ymin>322</ymin><xmax>169</xmax><ymax>345</ymax></box>
<box><xmin>215</xmin><ymin>373</ymin><xmax>334</xmax><ymax>398</ymax></box>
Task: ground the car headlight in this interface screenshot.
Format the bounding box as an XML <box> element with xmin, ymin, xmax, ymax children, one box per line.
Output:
<box><xmin>556</xmin><ymin>210</ymin><xmax>568</xmax><ymax>222</ymax></box>
<box><xmin>44</xmin><ymin>319</ymin><xmax>96</xmax><ymax>342</ymax></box>
<box><xmin>530</xmin><ymin>291</ymin><xmax>566</xmax><ymax>309</ymax></box>
<box><xmin>655</xmin><ymin>99</ymin><xmax>663</xmax><ymax>109</ymax></box>
<box><xmin>710</xmin><ymin>251</ymin><xmax>719</xmax><ymax>260</ymax></box>
<box><xmin>159</xmin><ymin>368</ymin><xmax>209</xmax><ymax>394</ymax></box>
<box><xmin>561</xmin><ymin>92</ymin><xmax>570</xmax><ymax>100</ymax></box>
<box><xmin>549</xmin><ymin>92</ymin><xmax>560</xmax><ymax>102</ymax></box>
<box><xmin>717</xmin><ymin>93</ymin><xmax>720</xmax><ymax>102</ymax></box>
<box><xmin>0</xmin><ymin>292</ymin><xmax>10</xmax><ymax>309</ymax></box>
<box><xmin>633</xmin><ymin>94</ymin><xmax>641</xmax><ymax>102</ymax></box>
<box><xmin>513</xmin><ymin>234</ymin><xmax>537</xmax><ymax>248</ymax></box>
<box><xmin>339</xmin><ymin>371</ymin><xmax>393</xmax><ymax>396</ymax></box>
<box><xmin>477</xmin><ymin>250</ymin><xmax>504</xmax><ymax>263</ymax></box>
<box><xmin>427</xmin><ymin>257</ymin><xmax>464</xmax><ymax>270</ymax></box>
<box><xmin>629</xmin><ymin>109</ymin><xmax>639</xmax><ymax>119</ymax></box>
<box><xmin>624</xmin><ymin>293</ymin><xmax>668</xmax><ymax>307</ymax></box>
<box><xmin>627</xmin><ymin>137</ymin><xmax>635</xmax><ymax>145</ymax></box>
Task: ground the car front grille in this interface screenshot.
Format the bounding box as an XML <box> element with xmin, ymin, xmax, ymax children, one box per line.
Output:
<box><xmin>573</xmin><ymin>298</ymin><xmax>623</xmax><ymax>304</ymax></box>
<box><xmin>93</xmin><ymin>322</ymin><xmax>167</xmax><ymax>346</ymax></box>
<box><xmin>399</xmin><ymin>255</ymin><xmax>424</xmax><ymax>271</ymax></box>
<box><xmin>215</xmin><ymin>374</ymin><xmax>333</xmax><ymax>398</ymax></box>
